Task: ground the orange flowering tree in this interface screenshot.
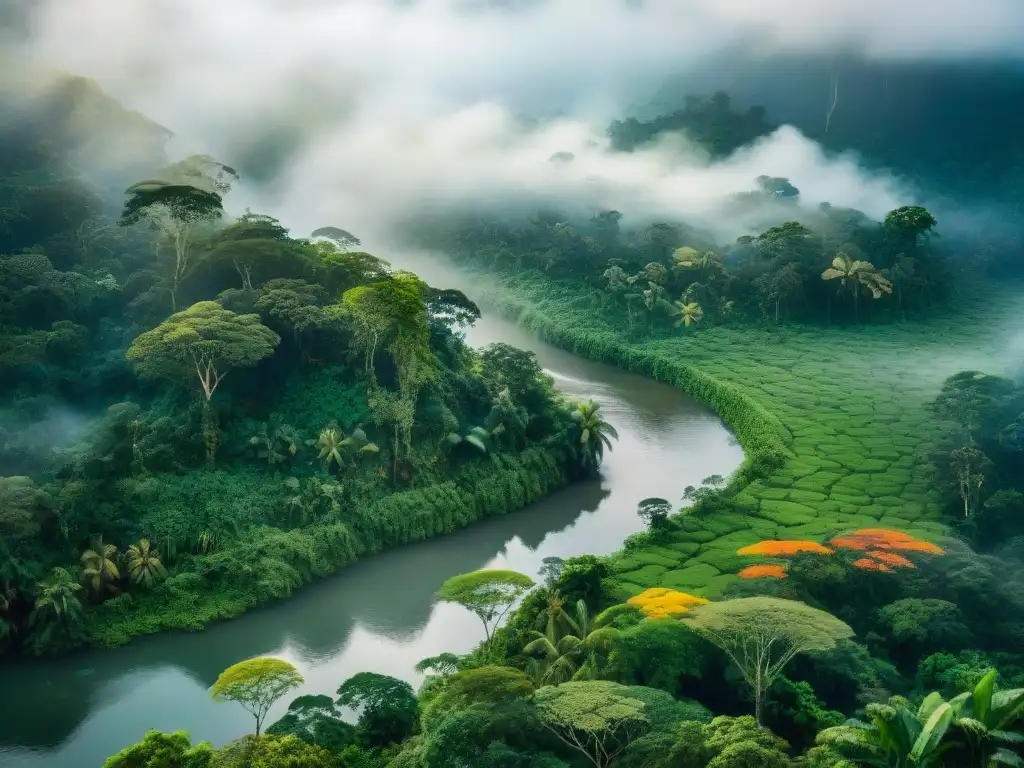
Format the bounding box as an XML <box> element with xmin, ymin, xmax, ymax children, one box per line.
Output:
<box><xmin>829</xmin><ymin>529</ymin><xmax>944</xmax><ymax>555</ymax></box>
<box><xmin>736</xmin><ymin>529</ymin><xmax>943</xmax><ymax>578</ymax></box>
<box><xmin>829</xmin><ymin>529</ymin><xmax>943</xmax><ymax>572</ymax></box>
<box><xmin>738</xmin><ymin>564</ymin><xmax>788</xmax><ymax>580</ymax></box>
<box><xmin>737</xmin><ymin>541</ymin><xmax>833</xmax><ymax>557</ymax></box>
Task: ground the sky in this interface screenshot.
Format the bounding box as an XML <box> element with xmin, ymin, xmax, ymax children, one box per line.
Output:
<box><xmin>13</xmin><ymin>0</ymin><xmax>1024</xmax><ymax>241</ymax></box>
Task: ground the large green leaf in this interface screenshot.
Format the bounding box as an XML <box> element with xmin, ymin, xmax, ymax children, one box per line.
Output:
<box><xmin>975</xmin><ymin>668</ymin><xmax>998</xmax><ymax>725</ymax></box>
<box><xmin>887</xmin><ymin>708</ymin><xmax>920</xmax><ymax>756</ymax></box>
<box><xmin>918</xmin><ymin>691</ymin><xmax>946</xmax><ymax>723</ymax></box>
<box><xmin>993</xmin><ymin>689</ymin><xmax>1024</xmax><ymax>731</ymax></box>
<box><xmin>990</xmin><ymin>748</ymin><xmax>1024</xmax><ymax>766</ymax></box>
<box><xmin>464</xmin><ymin>434</ymin><xmax>488</xmax><ymax>453</ymax></box>
<box><xmin>910</xmin><ymin>701</ymin><xmax>953</xmax><ymax>762</ymax></box>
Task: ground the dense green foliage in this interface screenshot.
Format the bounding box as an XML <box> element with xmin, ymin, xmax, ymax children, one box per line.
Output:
<box><xmin>27</xmin><ymin>63</ymin><xmax>1024</xmax><ymax>768</ymax></box>
<box><xmin>0</xmin><ymin>75</ymin><xmax>594</xmax><ymax>656</ymax></box>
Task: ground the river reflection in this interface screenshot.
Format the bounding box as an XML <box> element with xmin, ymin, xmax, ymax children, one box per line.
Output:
<box><xmin>0</xmin><ymin>258</ymin><xmax>743</xmax><ymax>768</ymax></box>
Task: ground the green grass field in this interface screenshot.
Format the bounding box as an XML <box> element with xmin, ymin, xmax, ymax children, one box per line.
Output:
<box><xmin>484</xmin><ymin>272</ymin><xmax>1024</xmax><ymax>600</ymax></box>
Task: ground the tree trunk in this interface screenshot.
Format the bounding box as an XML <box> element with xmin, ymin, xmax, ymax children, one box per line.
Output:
<box><xmin>774</xmin><ymin>299</ymin><xmax>779</xmax><ymax>324</ymax></box>
<box><xmin>755</xmin><ymin>671</ymin><xmax>764</xmax><ymax>725</ymax></box>
<box><xmin>173</xmin><ymin>228</ymin><xmax>188</xmax><ymax>313</ymax></box>
<box><xmin>392</xmin><ymin>428</ymin><xmax>400</xmax><ymax>483</ymax></box>
<box><xmin>853</xmin><ymin>288</ymin><xmax>859</xmax><ymax>323</ymax></box>
<box><xmin>202</xmin><ymin>400</ymin><xmax>218</xmax><ymax>465</ymax></box>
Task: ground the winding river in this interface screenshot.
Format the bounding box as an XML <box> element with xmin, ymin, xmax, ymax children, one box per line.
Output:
<box><xmin>0</xmin><ymin>256</ymin><xmax>744</xmax><ymax>768</ymax></box>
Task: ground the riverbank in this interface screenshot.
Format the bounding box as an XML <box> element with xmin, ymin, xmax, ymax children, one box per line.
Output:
<box><xmin>1</xmin><ymin>304</ymin><xmax>743</xmax><ymax>768</ymax></box>
<box><xmin>483</xmin><ymin>271</ymin><xmax>1024</xmax><ymax>600</ymax></box>
<box><xmin>84</xmin><ymin>447</ymin><xmax>568</xmax><ymax>650</ymax></box>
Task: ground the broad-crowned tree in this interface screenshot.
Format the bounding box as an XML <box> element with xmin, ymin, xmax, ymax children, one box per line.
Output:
<box><xmin>534</xmin><ymin>680</ymin><xmax>649</xmax><ymax>768</ymax></box>
<box><xmin>682</xmin><ymin>597</ymin><xmax>854</xmax><ymax>725</ymax></box>
<box><xmin>120</xmin><ymin>155</ymin><xmax>238</xmax><ymax>311</ymax></box>
<box><xmin>436</xmin><ymin>569</ymin><xmax>535</xmax><ymax>652</ymax></box>
<box><xmin>126</xmin><ymin>301</ymin><xmax>279</xmax><ymax>462</ymax></box>
<box><xmin>336</xmin><ymin>672</ymin><xmax>418</xmax><ymax>748</ymax></box>
<box><xmin>210</xmin><ymin>657</ymin><xmax>303</xmax><ymax>737</ymax></box>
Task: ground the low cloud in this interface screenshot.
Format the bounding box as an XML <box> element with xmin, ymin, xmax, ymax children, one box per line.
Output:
<box><xmin>16</xmin><ymin>0</ymin><xmax>1018</xmax><ymax>239</ymax></box>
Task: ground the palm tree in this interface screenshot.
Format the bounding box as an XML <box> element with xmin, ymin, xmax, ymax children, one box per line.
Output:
<box><xmin>523</xmin><ymin>599</ymin><xmax>629</xmax><ymax>684</ymax></box>
<box><xmin>669</xmin><ymin>299</ymin><xmax>704</xmax><ymax>328</ymax></box>
<box><xmin>340</xmin><ymin>426</ymin><xmax>379</xmax><ymax>461</ymax></box>
<box><xmin>821</xmin><ymin>253</ymin><xmax>893</xmax><ymax>322</ymax></box>
<box><xmin>313</xmin><ymin>425</ymin><xmax>379</xmax><ymax>471</ymax></box>
<box><xmin>29</xmin><ymin>567</ymin><xmax>85</xmax><ymax>648</ymax></box>
<box><xmin>315</xmin><ymin>427</ymin><xmax>345</xmax><ymax>469</ymax></box>
<box><xmin>573</xmin><ymin>401</ymin><xmax>619</xmax><ymax>471</ymax></box>
<box><xmin>673</xmin><ymin>247</ymin><xmax>723</xmax><ymax>281</ymax></box>
<box><xmin>126</xmin><ymin>539</ymin><xmax>168</xmax><ymax>587</ymax></box>
<box><xmin>81</xmin><ymin>537</ymin><xmax>120</xmax><ymax>599</ymax></box>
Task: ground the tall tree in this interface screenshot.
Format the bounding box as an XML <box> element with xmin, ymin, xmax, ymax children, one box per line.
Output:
<box><xmin>335</xmin><ymin>672</ymin><xmax>419</xmax><ymax>747</ymax></box>
<box><xmin>754</xmin><ymin>263</ymin><xmax>803</xmax><ymax>323</ymax></box>
<box><xmin>573</xmin><ymin>401</ymin><xmax>619</xmax><ymax>473</ymax></box>
<box><xmin>821</xmin><ymin>253</ymin><xmax>892</xmax><ymax>322</ymax></box>
<box><xmin>210</xmin><ymin>657</ymin><xmax>304</xmax><ymax>737</ymax></box>
<box><xmin>119</xmin><ymin>155</ymin><xmax>238</xmax><ymax>311</ymax></box>
<box><xmin>884</xmin><ymin>205</ymin><xmax>937</xmax><ymax>259</ymax></box>
<box><xmin>126</xmin><ymin>302</ymin><xmax>279</xmax><ymax>462</ymax></box>
<box><xmin>80</xmin><ymin>537</ymin><xmax>120</xmax><ymax>599</ymax></box>
<box><xmin>682</xmin><ymin>597</ymin><xmax>854</xmax><ymax>724</ymax></box>
<box><xmin>436</xmin><ymin>569</ymin><xmax>535</xmax><ymax>652</ymax></box>
<box><xmin>125</xmin><ymin>539</ymin><xmax>167</xmax><ymax>588</ymax></box>
<box><xmin>310</xmin><ymin>225</ymin><xmax>361</xmax><ymax>252</ymax></box>
<box><xmin>206</xmin><ymin>211</ymin><xmax>310</xmax><ymax>290</ymax></box>
<box><xmin>28</xmin><ymin>567</ymin><xmax>84</xmax><ymax>652</ymax></box>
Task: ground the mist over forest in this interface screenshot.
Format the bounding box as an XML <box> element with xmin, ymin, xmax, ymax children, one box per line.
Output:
<box><xmin>7</xmin><ymin>0</ymin><xmax>1024</xmax><ymax>251</ymax></box>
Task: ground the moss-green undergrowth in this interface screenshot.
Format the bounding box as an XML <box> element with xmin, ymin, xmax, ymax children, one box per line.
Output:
<box><xmin>87</xmin><ymin>448</ymin><xmax>567</xmax><ymax>648</ymax></box>
<box><xmin>484</xmin><ymin>272</ymin><xmax>1024</xmax><ymax>601</ymax></box>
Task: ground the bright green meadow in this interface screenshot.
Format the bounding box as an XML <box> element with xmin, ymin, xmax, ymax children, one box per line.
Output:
<box><xmin>482</xmin><ymin>272</ymin><xmax>1024</xmax><ymax>600</ymax></box>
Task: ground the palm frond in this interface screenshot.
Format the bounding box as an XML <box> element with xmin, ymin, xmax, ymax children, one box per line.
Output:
<box><xmin>990</xmin><ymin>748</ymin><xmax>1024</xmax><ymax>766</ymax></box>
